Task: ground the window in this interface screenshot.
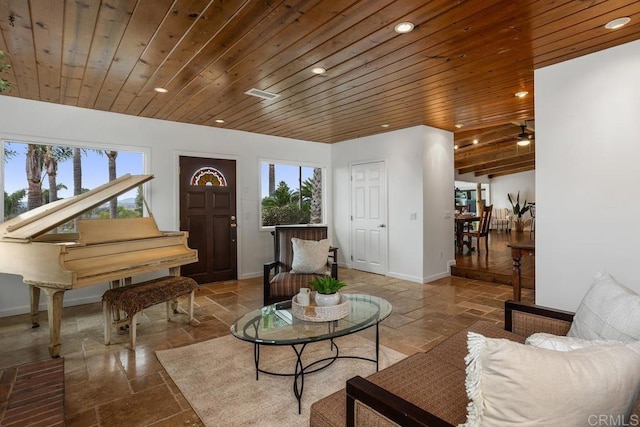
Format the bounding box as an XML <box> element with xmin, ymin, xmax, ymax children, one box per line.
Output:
<box><xmin>454</xmin><ymin>181</ymin><xmax>490</xmax><ymax>214</ymax></box>
<box><xmin>190</xmin><ymin>166</ymin><xmax>227</xmax><ymax>186</ymax></box>
<box><xmin>260</xmin><ymin>161</ymin><xmax>325</xmax><ymax>228</ymax></box>
<box><xmin>2</xmin><ymin>141</ymin><xmax>144</xmax><ymax>227</ymax></box>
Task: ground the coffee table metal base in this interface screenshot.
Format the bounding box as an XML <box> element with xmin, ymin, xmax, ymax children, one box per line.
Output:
<box><xmin>253</xmin><ymin>323</ymin><xmax>381</xmax><ymax>414</ymax></box>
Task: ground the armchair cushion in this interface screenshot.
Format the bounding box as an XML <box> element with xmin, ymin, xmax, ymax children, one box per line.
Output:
<box><xmin>269</xmin><ymin>272</ymin><xmax>321</xmax><ymax>298</ymax></box>
<box><xmin>290</xmin><ymin>238</ymin><xmax>331</xmax><ymax>274</ymax></box>
<box><xmin>461</xmin><ymin>332</ymin><xmax>640</xmax><ymax>427</ymax></box>
<box><xmin>567</xmin><ymin>271</ymin><xmax>640</xmax><ymax>341</ymax></box>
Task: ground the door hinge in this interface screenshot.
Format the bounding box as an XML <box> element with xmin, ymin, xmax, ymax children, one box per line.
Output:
<box><xmin>350</xmin><ymin>255</ymin><xmax>353</xmax><ymax>261</ymax></box>
<box><xmin>350</xmin><ymin>215</ymin><xmax>353</xmax><ymax>220</ymax></box>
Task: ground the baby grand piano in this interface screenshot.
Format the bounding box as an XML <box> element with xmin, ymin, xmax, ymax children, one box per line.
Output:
<box><xmin>0</xmin><ymin>174</ymin><xmax>198</xmax><ymax>357</ymax></box>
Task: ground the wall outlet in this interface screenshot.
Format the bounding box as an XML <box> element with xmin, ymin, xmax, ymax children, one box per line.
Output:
<box><xmin>409</xmin><ymin>212</ymin><xmax>417</xmax><ymax>220</ymax></box>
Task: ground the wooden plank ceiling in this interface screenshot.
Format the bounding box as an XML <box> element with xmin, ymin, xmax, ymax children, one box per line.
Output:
<box><xmin>0</xmin><ymin>0</ymin><xmax>639</xmax><ymax>177</ymax></box>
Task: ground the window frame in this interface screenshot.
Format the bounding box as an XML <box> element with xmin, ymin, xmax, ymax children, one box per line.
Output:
<box><xmin>1</xmin><ymin>137</ymin><xmax>149</xmax><ymax>223</ymax></box>
<box><xmin>258</xmin><ymin>158</ymin><xmax>327</xmax><ymax>231</ymax></box>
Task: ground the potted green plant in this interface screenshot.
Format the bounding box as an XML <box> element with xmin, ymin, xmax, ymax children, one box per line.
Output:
<box><xmin>308</xmin><ymin>276</ymin><xmax>347</xmax><ymax>306</ymax></box>
<box><xmin>507</xmin><ymin>191</ymin><xmax>530</xmax><ymax>233</ymax></box>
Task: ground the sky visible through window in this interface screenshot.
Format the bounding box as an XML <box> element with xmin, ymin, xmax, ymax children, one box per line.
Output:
<box><xmin>260</xmin><ymin>162</ymin><xmax>314</xmax><ymax>199</ymax></box>
<box><xmin>3</xmin><ymin>142</ymin><xmax>143</xmax><ymax>203</ymax></box>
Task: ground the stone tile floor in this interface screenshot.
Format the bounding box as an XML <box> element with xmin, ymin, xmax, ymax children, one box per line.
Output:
<box><xmin>0</xmin><ymin>270</ymin><xmax>534</xmax><ymax>426</ymax></box>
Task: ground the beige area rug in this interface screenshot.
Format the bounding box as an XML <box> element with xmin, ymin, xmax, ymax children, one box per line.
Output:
<box><xmin>156</xmin><ymin>333</ymin><xmax>405</xmax><ymax>427</ymax></box>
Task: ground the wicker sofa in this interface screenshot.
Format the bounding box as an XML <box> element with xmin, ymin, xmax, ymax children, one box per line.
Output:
<box><xmin>310</xmin><ymin>301</ymin><xmax>640</xmax><ymax>427</ymax></box>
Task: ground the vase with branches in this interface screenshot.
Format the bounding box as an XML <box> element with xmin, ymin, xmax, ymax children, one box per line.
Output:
<box><xmin>507</xmin><ymin>191</ymin><xmax>530</xmax><ymax>232</ymax></box>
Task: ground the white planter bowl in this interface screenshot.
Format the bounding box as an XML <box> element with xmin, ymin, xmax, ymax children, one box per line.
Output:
<box><xmin>314</xmin><ymin>292</ymin><xmax>341</xmax><ymax>306</ymax></box>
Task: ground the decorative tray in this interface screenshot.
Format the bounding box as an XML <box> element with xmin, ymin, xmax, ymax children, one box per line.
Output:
<box><xmin>291</xmin><ymin>293</ymin><xmax>349</xmax><ymax>322</ymax></box>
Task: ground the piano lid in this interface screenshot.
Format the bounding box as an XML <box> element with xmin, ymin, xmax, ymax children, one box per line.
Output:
<box><xmin>0</xmin><ymin>174</ymin><xmax>154</xmax><ymax>241</ymax></box>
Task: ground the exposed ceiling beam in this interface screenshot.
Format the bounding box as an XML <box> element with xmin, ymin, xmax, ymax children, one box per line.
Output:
<box><xmin>489</xmin><ymin>164</ymin><xmax>536</xmax><ymax>178</ymax></box>
<box><xmin>455</xmin><ymin>142</ymin><xmax>534</xmax><ymax>168</ymax></box>
<box><xmin>458</xmin><ymin>152</ymin><xmax>535</xmax><ymax>175</ymax></box>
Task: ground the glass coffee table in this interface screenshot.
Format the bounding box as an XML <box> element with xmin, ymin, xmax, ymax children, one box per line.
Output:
<box><xmin>230</xmin><ymin>294</ymin><xmax>392</xmax><ymax>413</ymax></box>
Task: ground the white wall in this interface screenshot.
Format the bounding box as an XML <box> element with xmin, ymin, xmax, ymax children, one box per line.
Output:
<box><xmin>0</xmin><ymin>96</ymin><xmax>331</xmax><ymax>317</ymax></box>
<box><xmin>489</xmin><ymin>170</ymin><xmax>535</xmax><ymax>210</ymax></box>
<box><xmin>536</xmin><ymin>39</ymin><xmax>640</xmax><ymax>311</ymax></box>
<box><xmin>490</xmin><ymin>170</ymin><xmax>535</xmax><ymax>226</ymax></box>
<box><xmin>332</xmin><ymin>126</ymin><xmax>454</xmax><ymax>283</ymax></box>
<box><xmin>421</xmin><ymin>127</ymin><xmax>456</xmax><ymax>281</ymax></box>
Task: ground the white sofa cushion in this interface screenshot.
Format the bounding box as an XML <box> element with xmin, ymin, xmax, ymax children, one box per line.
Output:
<box><xmin>567</xmin><ymin>271</ymin><xmax>640</xmax><ymax>341</ymax></box>
<box><xmin>460</xmin><ymin>332</ymin><xmax>640</xmax><ymax>427</ymax></box>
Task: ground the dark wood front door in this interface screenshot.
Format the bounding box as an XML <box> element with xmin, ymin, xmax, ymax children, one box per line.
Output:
<box><xmin>179</xmin><ymin>156</ymin><xmax>237</xmax><ymax>283</ymax></box>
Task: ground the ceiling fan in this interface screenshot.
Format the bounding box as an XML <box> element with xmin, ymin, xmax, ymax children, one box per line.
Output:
<box><xmin>516</xmin><ymin>122</ymin><xmax>534</xmax><ymax>146</ymax></box>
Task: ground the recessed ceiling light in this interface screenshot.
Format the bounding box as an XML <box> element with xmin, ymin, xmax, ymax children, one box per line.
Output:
<box><xmin>515</xmin><ymin>90</ymin><xmax>528</xmax><ymax>98</ymax></box>
<box><xmin>394</xmin><ymin>22</ymin><xmax>414</xmax><ymax>34</ymax></box>
<box><xmin>154</xmin><ymin>87</ymin><xmax>168</xmax><ymax>93</ymax></box>
<box><xmin>605</xmin><ymin>17</ymin><xmax>631</xmax><ymax>30</ymax></box>
<box><xmin>311</xmin><ymin>67</ymin><xmax>326</xmax><ymax>75</ymax></box>
<box><xmin>215</xmin><ymin>119</ymin><xmax>225</xmax><ymax>124</ymax></box>
<box><xmin>473</xmin><ymin>139</ymin><xmax>478</xmax><ymax>144</ymax></box>
<box><xmin>381</xmin><ymin>124</ymin><xmax>390</xmax><ymax>128</ymax></box>
<box><xmin>455</xmin><ymin>124</ymin><xmax>464</xmax><ymax>129</ymax></box>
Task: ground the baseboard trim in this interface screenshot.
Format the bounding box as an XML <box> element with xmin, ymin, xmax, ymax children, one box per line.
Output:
<box><xmin>239</xmin><ymin>272</ymin><xmax>262</xmax><ymax>280</ymax></box>
<box><xmin>422</xmin><ymin>270</ymin><xmax>451</xmax><ymax>283</ymax></box>
<box><xmin>385</xmin><ymin>272</ymin><xmax>423</xmax><ymax>283</ymax></box>
<box><xmin>0</xmin><ymin>295</ymin><xmax>103</xmax><ymax>318</ymax></box>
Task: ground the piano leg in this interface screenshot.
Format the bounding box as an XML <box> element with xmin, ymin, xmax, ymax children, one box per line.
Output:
<box><xmin>170</xmin><ymin>266</ymin><xmax>181</xmax><ymax>313</ymax></box>
<box><xmin>29</xmin><ymin>285</ymin><xmax>41</xmax><ymax>328</ymax></box>
<box><xmin>42</xmin><ymin>288</ymin><xmax>65</xmax><ymax>358</ymax></box>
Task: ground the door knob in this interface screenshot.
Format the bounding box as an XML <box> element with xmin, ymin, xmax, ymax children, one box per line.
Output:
<box><xmin>231</xmin><ymin>215</ymin><xmax>236</xmax><ymax>220</ymax></box>
<box><xmin>379</xmin><ymin>224</ymin><xmax>386</xmax><ymax>228</ymax></box>
<box><xmin>231</xmin><ymin>224</ymin><xmax>237</xmax><ymax>228</ymax></box>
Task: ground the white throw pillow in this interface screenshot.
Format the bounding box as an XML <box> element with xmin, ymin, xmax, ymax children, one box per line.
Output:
<box><xmin>460</xmin><ymin>332</ymin><xmax>640</xmax><ymax>427</ymax></box>
<box><xmin>567</xmin><ymin>271</ymin><xmax>640</xmax><ymax>341</ymax></box>
<box><xmin>526</xmin><ymin>332</ymin><xmax>623</xmax><ymax>351</ymax></box>
<box><xmin>290</xmin><ymin>238</ymin><xmax>330</xmax><ymax>274</ymax></box>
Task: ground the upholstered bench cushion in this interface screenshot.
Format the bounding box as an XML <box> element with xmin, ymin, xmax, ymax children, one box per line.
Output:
<box><xmin>102</xmin><ymin>276</ymin><xmax>197</xmax><ymax>318</ymax></box>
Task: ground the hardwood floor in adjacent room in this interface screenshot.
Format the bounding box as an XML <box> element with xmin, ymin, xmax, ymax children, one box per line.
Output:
<box><xmin>452</xmin><ymin>229</ymin><xmax>535</xmax><ymax>289</ymax></box>
<box><xmin>0</xmin><ymin>262</ymin><xmax>534</xmax><ymax>426</ymax></box>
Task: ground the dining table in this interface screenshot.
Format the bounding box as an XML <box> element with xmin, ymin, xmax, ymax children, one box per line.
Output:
<box><xmin>454</xmin><ymin>214</ymin><xmax>481</xmax><ymax>252</ymax></box>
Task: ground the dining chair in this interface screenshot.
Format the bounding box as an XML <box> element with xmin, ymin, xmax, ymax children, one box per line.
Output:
<box><xmin>461</xmin><ymin>204</ymin><xmax>493</xmax><ymax>255</ymax></box>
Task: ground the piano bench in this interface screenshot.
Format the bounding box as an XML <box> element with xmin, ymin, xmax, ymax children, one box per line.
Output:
<box><xmin>102</xmin><ymin>276</ymin><xmax>198</xmax><ymax>350</ymax></box>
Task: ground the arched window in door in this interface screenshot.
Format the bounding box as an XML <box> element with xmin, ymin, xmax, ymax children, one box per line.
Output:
<box><xmin>190</xmin><ymin>167</ymin><xmax>227</xmax><ymax>187</ymax></box>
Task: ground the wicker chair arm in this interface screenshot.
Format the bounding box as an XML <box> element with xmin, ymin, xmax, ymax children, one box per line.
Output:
<box><xmin>505</xmin><ymin>300</ymin><xmax>574</xmax><ymax>337</ymax></box>
<box><xmin>346</xmin><ymin>376</ymin><xmax>454</xmax><ymax>427</ymax></box>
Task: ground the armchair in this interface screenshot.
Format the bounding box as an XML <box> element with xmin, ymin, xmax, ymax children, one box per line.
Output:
<box><xmin>490</xmin><ymin>207</ymin><xmax>510</xmax><ymax>231</ymax></box>
<box><xmin>263</xmin><ymin>225</ymin><xmax>338</xmax><ymax>305</ymax></box>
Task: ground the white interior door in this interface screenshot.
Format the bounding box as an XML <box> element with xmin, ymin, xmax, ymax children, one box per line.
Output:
<box><xmin>350</xmin><ymin>161</ymin><xmax>387</xmax><ymax>275</ymax></box>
